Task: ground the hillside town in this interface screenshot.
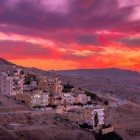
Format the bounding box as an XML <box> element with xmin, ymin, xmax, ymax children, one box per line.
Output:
<box><xmin>0</xmin><ymin>65</ymin><xmax>114</xmax><ymax>137</ymax></box>
<box><xmin>0</xmin><ymin>62</ymin><xmax>140</xmax><ymax>140</ymax></box>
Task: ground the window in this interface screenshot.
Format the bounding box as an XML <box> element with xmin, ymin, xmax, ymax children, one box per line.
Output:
<box><xmin>32</xmin><ymin>100</ymin><xmax>38</xmax><ymax>103</ymax></box>
<box><xmin>31</xmin><ymin>95</ymin><xmax>40</xmax><ymax>98</ymax></box>
<box><xmin>42</xmin><ymin>100</ymin><xmax>48</xmax><ymax>103</ymax></box>
<box><xmin>42</xmin><ymin>95</ymin><xmax>48</xmax><ymax>98</ymax></box>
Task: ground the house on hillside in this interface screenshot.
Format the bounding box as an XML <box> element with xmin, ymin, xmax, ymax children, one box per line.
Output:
<box><xmin>16</xmin><ymin>90</ymin><xmax>49</xmax><ymax>108</ymax></box>
<box><xmin>38</xmin><ymin>77</ymin><xmax>63</xmax><ymax>96</ymax></box>
<box><xmin>62</xmin><ymin>106</ymin><xmax>104</xmax><ymax>128</ymax></box>
<box><xmin>0</xmin><ymin>68</ymin><xmax>24</xmax><ymax>96</ymax></box>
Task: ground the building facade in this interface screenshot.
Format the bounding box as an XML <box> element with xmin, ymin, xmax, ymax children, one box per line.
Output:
<box><xmin>38</xmin><ymin>77</ymin><xmax>63</xmax><ymax>96</ymax></box>
<box><xmin>16</xmin><ymin>91</ymin><xmax>49</xmax><ymax>108</ymax></box>
<box><xmin>76</xmin><ymin>94</ymin><xmax>91</xmax><ymax>104</ymax></box>
<box><xmin>63</xmin><ymin>93</ymin><xmax>75</xmax><ymax>105</ymax></box>
<box><xmin>0</xmin><ymin>68</ymin><xmax>24</xmax><ymax>96</ymax></box>
<box><xmin>63</xmin><ymin>106</ymin><xmax>104</xmax><ymax>128</ymax></box>
<box><xmin>49</xmin><ymin>96</ymin><xmax>63</xmax><ymax>106</ymax></box>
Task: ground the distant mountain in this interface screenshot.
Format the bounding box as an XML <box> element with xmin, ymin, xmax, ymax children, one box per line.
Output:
<box><xmin>55</xmin><ymin>68</ymin><xmax>140</xmax><ymax>78</ymax></box>
<box><xmin>0</xmin><ymin>57</ymin><xmax>139</xmax><ymax>78</ymax></box>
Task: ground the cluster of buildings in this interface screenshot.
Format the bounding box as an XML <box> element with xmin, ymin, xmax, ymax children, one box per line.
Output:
<box><xmin>0</xmin><ymin>66</ymin><xmax>105</xmax><ymax>129</ymax></box>
<box><xmin>0</xmin><ymin>66</ymin><xmax>91</xmax><ymax>108</ymax></box>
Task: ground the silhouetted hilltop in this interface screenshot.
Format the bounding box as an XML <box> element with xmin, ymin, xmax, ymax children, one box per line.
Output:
<box><xmin>0</xmin><ymin>57</ymin><xmax>14</xmax><ymax>66</ymax></box>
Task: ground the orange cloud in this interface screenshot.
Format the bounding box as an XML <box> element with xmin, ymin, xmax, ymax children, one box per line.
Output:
<box><xmin>0</xmin><ymin>31</ymin><xmax>140</xmax><ymax>71</ymax></box>
<box><xmin>9</xmin><ymin>58</ymin><xmax>78</xmax><ymax>70</ymax></box>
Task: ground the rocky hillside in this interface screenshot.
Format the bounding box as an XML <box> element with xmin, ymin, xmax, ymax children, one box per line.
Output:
<box><xmin>49</xmin><ymin>69</ymin><xmax>140</xmax><ymax>104</ymax></box>
<box><xmin>55</xmin><ymin>68</ymin><xmax>140</xmax><ymax>78</ymax></box>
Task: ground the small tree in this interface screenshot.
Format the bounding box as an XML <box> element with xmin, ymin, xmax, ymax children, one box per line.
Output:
<box><xmin>62</xmin><ymin>82</ymin><xmax>74</xmax><ymax>92</ymax></box>
<box><xmin>80</xmin><ymin>123</ymin><xmax>89</xmax><ymax>128</ymax></box>
<box><xmin>104</xmin><ymin>100</ymin><xmax>109</xmax><ymax>105</ymax></box>
<box><xmin>94</xmin><ymin>112</ymin><xmax>99</xmax><ymax>127</ymax></box>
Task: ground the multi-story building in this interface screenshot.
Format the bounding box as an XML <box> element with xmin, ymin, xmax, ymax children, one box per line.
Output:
<box><xmin>38</xmin><ymin>77</ymin><xmax>63</xmax><ymax>96</ymax></box>
<box><xmin>16</xmin><ymin>91</ymin><xmax>49</xmax><ymax>108</ymax></box>
<box><xmin>76</xmin><ymin>94</ymin><xmax>91</xmax><ymax>104</ymax></box>
<box><xmin>0</xmin><ymin>68</ymin><xmax>24</xmax><ymax>96</ymax></box>
<box><xmin>49</xmin><ymin>96</ymin><xmax>63</xmax><ymax>106</ymax></box>
<box><xmin>63</xmin><ymin>93</ymin><xmax>75</xmax><ymax>105</ymax></box>
<box><xmin>83</xmin><ymin>106</ymin><xmax>104</xmax><ymax>127</ymax></box>
<box><xmin>63</xmin><ymin>106</ymin><xmax>104</xmax><ymax>128</ymax></box>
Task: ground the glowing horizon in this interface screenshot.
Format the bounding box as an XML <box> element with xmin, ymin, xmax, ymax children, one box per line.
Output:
<box><xmin>0</xmin><ymin>0</ymin><xmax>140</xmax><ymax>71</ymax></box>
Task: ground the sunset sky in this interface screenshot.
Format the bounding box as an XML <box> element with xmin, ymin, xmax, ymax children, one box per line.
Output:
<box><xmin>0</xmin><ymin>0</ymin><xmax>140</xmax><ymax>71</ymax></box>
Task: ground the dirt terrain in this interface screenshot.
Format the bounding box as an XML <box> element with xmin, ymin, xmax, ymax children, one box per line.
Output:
<box><xmin>0</xmin><ymin>94</ymin><xmax>95</xmax><ymax>140</ymax></box>
<box><xmin>0</xmin><ymin>93</ymin><xmax>140</xmax><ymax>140</ymax></box>
<box><xmin>104</xmin><ymin>100</ymin><xmax>140</xmax><ymax>140</ymax></box>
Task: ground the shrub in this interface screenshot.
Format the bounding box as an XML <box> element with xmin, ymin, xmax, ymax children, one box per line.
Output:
<box><xmin>62</xmin><ymin>83</ymin><xmax>74</xmax><ymax>92</ymax></box>
<box><xmin>104</xmin><ymin>100</ymin><xmax>109</xmax><ymax>105</ymax></box>
<box><xmin>79</xmin><ymin>123</ymin><xmax>93</xmax><ymax>129</ymax></box>
<box><xmin>84</xmin><ymin>90</ymin><xmax>97</xmax><ymax>99</ymax></box>
<box><xmin>87</xmin><ymin>101</ymin><xmax>92</xmax><ymax>105</ymax></box>
<box><xmin>73</xmin><ymin>102</ymin><xmax>83</xmax><ymax>106</ymax></box>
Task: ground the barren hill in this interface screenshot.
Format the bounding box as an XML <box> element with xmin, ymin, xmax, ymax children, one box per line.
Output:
<box><xmin>49</xmin><ymin>69</ymin><xmax>140</xmax><ymax>104</ymax></box>
<box><xmin>55</xmin><ymin>68</ymin><xmax>140</xmax><ymax>78</ymax></box>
